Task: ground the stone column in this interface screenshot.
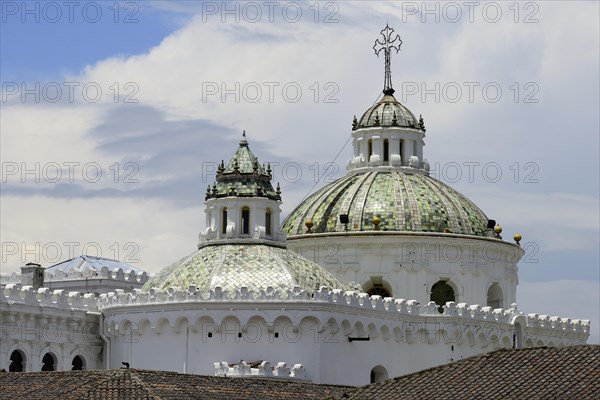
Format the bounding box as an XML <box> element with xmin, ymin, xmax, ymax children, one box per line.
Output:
<box><xmin>403</xmin><ymin>139</ymin><xmax>413</xmax><ymax>162</ymax></box>
<box><xmin>358</xmin><ymin>137</ymin><xmax>367</xmax><ymax>165</ymax></box>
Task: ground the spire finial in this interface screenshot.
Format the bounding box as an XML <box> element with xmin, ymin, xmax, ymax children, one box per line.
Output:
<box><xmin>240</xmin><ymin>130</ymin><xmax>248</xmax><ymax>146</ymax></box>
<box><xmin>373</xmin><ymin>24</ymin><xmax>402</xmax><ymax>96</ymax></box>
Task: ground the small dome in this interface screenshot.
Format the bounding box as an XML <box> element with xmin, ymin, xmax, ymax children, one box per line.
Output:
<box><xmin>356</xmin><ymin>93</ymin><xmax>420</xmax><ymax>129</ymax></box>
<box><xmin>142</xmin><ymin>244</ymin><xmax>352</xmax><ymax>294</ymax></box>
<box><xmin>206</xmin><ymin>132</ymin><xmax>280</xmax><ymax>201</ymax></box>
<box><xmin>282</xmin><ymin>170</ymin><xmax>493</xmax><ymax>237</ymax></box>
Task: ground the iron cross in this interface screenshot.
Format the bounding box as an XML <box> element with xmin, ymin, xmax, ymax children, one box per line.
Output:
<box><xmin>373</xmin><ymin>25</ymin><xmax>403</xmax><ymax>95</ymax></box>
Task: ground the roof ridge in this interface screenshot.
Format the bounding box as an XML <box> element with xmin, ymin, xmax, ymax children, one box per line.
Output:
<box><xmin>82</xmin><ymin>254</ymin><xmax>128</xmax><ymax>262</ymax></box>
<box><xmin>78</xmin><ymin>368</ymin><xmax>159</xmax><ymax>400</ymax></box>
<box><xmin>46</xmin><ymin>257</ymin><xmax>79</xmax><ymax>268</ymax></box>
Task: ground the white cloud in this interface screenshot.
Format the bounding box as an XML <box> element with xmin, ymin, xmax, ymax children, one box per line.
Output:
<box><xmin>0</xmin><ymin>105</ymin><xmax>103</xmax><ymax>165</ymax></box>
<box><xmin>0</xmin><ymin>196</ymin><xmax>200</xmax><ymax>275</ymax></box>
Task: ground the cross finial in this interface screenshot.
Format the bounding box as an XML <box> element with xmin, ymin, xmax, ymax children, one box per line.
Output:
<box><xmin>373</xmin><ymin>24</ymin><xmax>402</xmax><ymax>95</ymax></box>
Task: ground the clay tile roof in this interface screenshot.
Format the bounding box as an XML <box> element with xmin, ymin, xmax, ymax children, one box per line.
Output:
<box><xmin>2</xmin><ymin>347</ymin><xmax>598</xmax><ymax>399</ymax></box>
<box><xmin>0</xmin><ymin>368</ymin><xmax>350</xmax><ymax>400</ymax></box>
<box><xmin>332</xmin><ymin>345</ymin><xmax>600</xmax><ymax>400</ymax></box>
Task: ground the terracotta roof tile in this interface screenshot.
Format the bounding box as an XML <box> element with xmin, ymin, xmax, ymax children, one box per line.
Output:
<box><xmin>0</xmin><ymin>368</ymin><xmax>349</xmax><ymax>400</ymax></box>
<box><xmin>332</xmin><ymin>345</ymin><xmax>600</xmax><ymax>400</ymax></box>
<box><xmin>2</xmin><ymin>346</ymin><xmax>597</xmax><ymax>400</ymax></box>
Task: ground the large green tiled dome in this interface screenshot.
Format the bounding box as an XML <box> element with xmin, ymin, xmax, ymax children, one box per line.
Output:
<box><xmin>142</xmin><ymin>244</ymin><xmax>351</xmax><ymax>294</ymax></box>
<box><xmin>282</xmin><ymin>170</ymin><xmax>493</xmax><ymax>237</ymax></box>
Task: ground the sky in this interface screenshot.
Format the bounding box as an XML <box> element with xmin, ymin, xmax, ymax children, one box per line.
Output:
<box><xmin>1</xmin><ymin>1</ymin><xmax>598</xmax><ymax>342</ymax></box>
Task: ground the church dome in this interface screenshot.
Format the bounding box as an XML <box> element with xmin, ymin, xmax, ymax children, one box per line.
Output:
<box><xmin>141</xmin><ymin>243</ymin><xmax>351</xmax><ymax>294</ymax></box>
<box><xmin>281</xmin><ymin>170</ymin><xmax>493</xmax><ymax>237</ymax></box>
<box><xmin>283</xmin><ymin>25</ymin><xmax>492</xmax><ymax>238</ymax></box>
<box><xmin>205</xmin><ymin>132</ymin><xmax>281</xmax><ymax>201</ymax></box>
<box><xmin>145</xmin><ymin>132</ymin><xmax>353</xmax><ymax>294</ymax></box>
<box><xmin>355</xmin><ymin>93</ymin><xmax>421</xmax><ymax>129</ymax></box>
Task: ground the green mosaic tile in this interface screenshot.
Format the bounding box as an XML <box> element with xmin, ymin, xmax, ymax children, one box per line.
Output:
<box><xmin>281</xmin><ymin>170</ymin><xmax>493</xmax><ymax>237</ymax></box>
<box><xmin>357</xmin><ymin>94</ymin><xmax>419</xmax><ymax>128</ymax></box>
<box><xmin>363</xmin><ymin>173</ymin><xmax>397</xmax><ymax>231</ymax></box>
<box><xmin>206</xmin><ymin>139</ymin><xmax>280</xmax><ymax>201</ymax></box>
<box><xmin>142</xmin><ymin>244</ymin><xmax>352</xmax><ymax>293</ymax></box>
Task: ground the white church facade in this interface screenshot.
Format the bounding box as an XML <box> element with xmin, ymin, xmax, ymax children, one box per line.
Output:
<box><xmin>0</xmin><ymin>26</ymin><xmax>590</xmax><ymax>386</ymax></box>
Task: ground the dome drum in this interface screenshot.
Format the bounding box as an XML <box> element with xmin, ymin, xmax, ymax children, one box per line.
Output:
<box><xmin>202</xmin><ymin>196</ymin><xmax>285</xmax><ymax>244</ymax></box>
<box><xmin>349</xmin><ymin>128</ymin><xmax>428</xmax><ymax>172</ymax></box>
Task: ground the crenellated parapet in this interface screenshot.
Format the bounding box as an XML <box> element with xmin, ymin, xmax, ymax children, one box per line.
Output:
<box><xmin>0</xmin><ymin>283</ymin><xmax>103</xmax><ymax>372</ymax></box>
<box><xmin>98</xmin><ymin>285</ymin><xmax>589</xmax><ymax>347</ymax></box>
<box><xmin>521</xmin><ymin>313</ymin><xmax>590</xmax><ymax>346</ymax></box>
<box><xmin>98</xmin><ymin>285</ymin><xmax>313</xmax><ymax>307</ymax></box>
<box><xmin>1</xmin><ymin>283</ymin><xmax>98</xmax><ymax>312</ymax></box>
<box><xmin>46</xmin><ymin>266</ymin><xmax>148</xmax><ymax>284</ymax></box>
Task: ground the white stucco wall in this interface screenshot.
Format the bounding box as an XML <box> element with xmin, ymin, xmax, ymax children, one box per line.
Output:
<box><xmin>98</xmin><ymin>286</ymin><xmax>588</xmax><ymax>385</ymax></box>
<box><xmin>287</xmin><ymin>232</ymin><xmax>523</xmax><ymax>308</ymax></box>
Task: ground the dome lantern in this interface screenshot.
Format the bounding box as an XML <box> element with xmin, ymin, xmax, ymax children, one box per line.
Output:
<box><xmin>348</xmin><ymin>25</ymin><xmax>428</xmax><ymax>174</ymax></box>
<box><xmin>200</xmin><ymin>131</ymin><xmax>285</xmax><ymax>245</ymax></box>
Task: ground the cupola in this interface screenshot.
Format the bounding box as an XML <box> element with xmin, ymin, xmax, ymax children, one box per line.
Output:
<box><xmin>348</xmin><ymin>25</ymin><xmax>428</xmax><ymax>174</ymax></box>
<box><xmin>200</xmin><ymin>132</ymin><xmax>284</xmax><ymax>245</ymax></box>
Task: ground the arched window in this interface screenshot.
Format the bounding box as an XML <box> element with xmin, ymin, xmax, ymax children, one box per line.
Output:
<box><xmin>71</xmin><ymin>355</ymin><xmax>84</xmax><ymax>371</ymax></box>
<box><xmin>368</xmin><ymin>139</ymin><xmax>373</xmax><ymax>159</ymax></box>
<box><xmin>487</xmin><ymin>283</ymin><xmax>503</xmax><ymax>309</ymax></box>
<box><xmin>9</xmin><ymin>350</ymin><xmax>25</xmax><ymax>372</ymax></box>
<box><xmin>221</xmin><ymin>207</ymin><xmax>228</xmax><ymax>235</ymax></box>
<box><xmin>364</xmin><ymin>277</ymin><xmax>392</xmax><ymax>298</ymax></box>
<box><xmin>383</xmin><ymin>139</ymin><xmax>389</xmax><ymax>162</ymax></box>
<box><xmin>370</xmin><ymin>365</ymin><xmax>388</xmax><ymax>383</ymax></box>
<box><xmin>241</xmin><ymin>207</ymin><xmax>250</xmax><ymax>235</ymax></box>
<box><xmin>265</xmin><ymin>208</ymin><xmax>272</xmax><ymax>236</ymax></box>
<box><xmin>430</xmin><ymin>280</ymin><xmax>455</xmax><ymax>313</ymax></box>
<box><xmin>41</xmin><ymin>353</ymin><xmax>55</xmax><ymax>371</ymax></box>
<box><xmin>367</xmin><ymin>285</ymin><xmax>392</xmax><ymax>298</ymax></box>
<box><xmin>513</xmin><ymin>321</ymin><xmax>523</xmax><ymax>349</ymax></box>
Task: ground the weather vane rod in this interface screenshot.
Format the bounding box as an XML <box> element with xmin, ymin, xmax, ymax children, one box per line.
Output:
<box><xmin>373</xmin><ymin>24</ymin><xmax>402</xmax><ymax>96</ymax></box>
